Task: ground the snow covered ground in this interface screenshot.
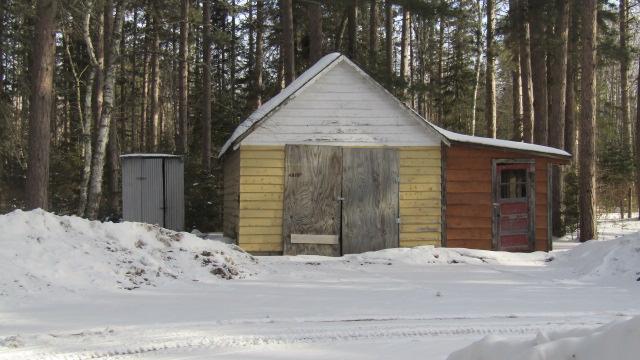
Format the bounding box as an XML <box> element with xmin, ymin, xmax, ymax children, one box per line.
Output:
<box><xmin>0</xmin><ymin>210</ymin><xmax>639</xmax><ymax>359</ymax></box>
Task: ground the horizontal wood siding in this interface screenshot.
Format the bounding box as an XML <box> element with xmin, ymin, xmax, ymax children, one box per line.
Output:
<box><xmin>223</xmin><ymin>149</ymin><xmax>240</xmax><ymax>239</ymax></box>
<box><xmin>445</xmin><ymin>144</ymin><xmax>552</xmax><ymax>251</ymax></box>
<box><xmin>238</xmin><ymin>145</ymin><xmax>285</xmax><ymax>253</ymax></box>
<box><xmin>242</xmin><ymin>61</ymin><xmax>440</xmax><ymax>147</ymax></box>
<box><xmin>399</xmin><ymin>147</ymin><xmax>442</xmax><ymax>247</ymax></box>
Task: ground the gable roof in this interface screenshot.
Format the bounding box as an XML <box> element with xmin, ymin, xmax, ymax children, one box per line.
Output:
<box><xmin>219</xmin><ymin>53</ymin><xmax>571</xmax><ymax>160</ymax></box>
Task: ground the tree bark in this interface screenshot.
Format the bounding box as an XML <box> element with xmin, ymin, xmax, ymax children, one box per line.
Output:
<box><xmin>368</xmin><ymin>0</ymin><xmax>378</xmax><ymax>68</ymax></box>
<box><xmin>202</xmin><ymin>0</ymin><xmax>212</xmax><ymax>173</ymax></box>
<box><xmin>280</xmin><ymin>0</ymin><xmax>295</xmax><ymax>85</ymax></box>
<box><xmin>530</xmin><ymin>0</ymin><xmax>548</xmax><ymax>145</ymax></box>
<box><xmin>26</xmin><ymin>0</ymin><xmax>57</xmax><ymax>210</ymax></box>
<box><xmin>308</xmin><ymin>1</ymin><xmax>323</xmax><ymax>64</ymax></box>
<box><xmin>177</xmin><ymin>0</ymin><xmax>189</xmax><ymax>154</ymax></box>
<box><xmin>636</xmin><ymin>54</ymin><xmax>640</xmax><ymax>219</ymax></box>
<box><xmin>400</xmin><ymin>7</ymin><xmax>410</xmax><ymax>101</ymax></box>
<box><xmin>619</xmin><ymin>0</ymin><xmax>631</xmax><ymax>151</ymax></box>
<box><xmin>470</xmin><ymin>0</ymin><xmax>482</xmax><ymax>136</ymax></box>
<box><xmin>384</xmin><ymin>1</ymin><xmax>393</xmax><ymax>86</ymax></box>
<box><xmin>86</xmin><ymin>2</ymin><xmax>124</xmax><ymax>220</ymax></box>
<box><xmin>549</xmin><ymin>0</ymin><xmax>569</xmax><ymax>236</ymax></box>
<box><xmin>347</xmin><ymin>0</ymin><xmax>358</xmax><ymax>61</ymax></box>
<box><xmin>485</xmin><ymin>0</ymin><xmax>496</xmax><ymax>138</ymax></box>
<box><xmin>509</xmin><ymin>0</ymin><xmax>522</xmax><ymax>141</ymax></box>
<box><xmin>519</xmin><ymin>0</ymin><xmax>534</xmax><ymax>143</ymax></box>
<box><xmin>564</xmin><ymin>0</ymin><xmax>577</xmax><ymax>160</ymax></box>
<box><xmin>252</xmin><ymin>0</ymin><xmax>264</xmax><ymax>109</ymax></box>
<box><xmin>148</xmin><ymin>12</ymin><xmax>160</xmax><ymax>152</ymax></box>
<box><xmin>579</xmin><ymin>0</ymin><xmax>597</xmax><ymax>241</ymax></box>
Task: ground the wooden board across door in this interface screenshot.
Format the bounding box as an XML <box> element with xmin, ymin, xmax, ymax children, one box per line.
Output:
<box><xmin>282</xmin><ymin>145</ymin><xmax>342</xmax><ymax>256</ymax></box>
<box><xmin>342</xmin><ymin>148</ymin><xmax>399</xmax><ymax>254</ymax></box>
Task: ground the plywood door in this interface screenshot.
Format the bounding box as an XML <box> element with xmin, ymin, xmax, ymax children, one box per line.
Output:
<box><xmin>283</xmin><ymin>145</ymin><xmax>342</xmax><ymax>256</ymax></box>
<box><xmin>494</xmin><ymin>162</ymin><xmax>534</xmax><ymax>252</ymax></box>
<box><xmin>342</xmin><ymin>148</ymin><xmax>399</xmax><ymax>254</ymax></box>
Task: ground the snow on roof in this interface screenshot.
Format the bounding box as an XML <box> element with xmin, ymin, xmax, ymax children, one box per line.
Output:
<box><xmin>218</xmin><ymin>52</ymin><xmax>571</xmax><ymax>159</ymax></box>
<box><xmin>121</xmin><ymin>153</ymin><xmax>183</xmax><ymax>158</ymax></box>
<box><xmin>219</xmin><ymin>53</ymin><xmax>342</xmax><ymax>157</ymax></box>
<box><xmin>428</xmin><ymin>123</ymin><xmax>572</xmax><ymax>158</ymax></box>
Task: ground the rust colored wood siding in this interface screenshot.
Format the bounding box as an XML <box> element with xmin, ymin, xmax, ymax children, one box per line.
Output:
<box><xmin>223</xmin><ymin>149</ymin><xmax>240</xmax><ymax>239</ymax></box>
<box><xmin>445</xmin><ymin>144</ymin><xmax>550</xmax><ymax>251</ymax></box>
<box><xmin>237</xmin><ymin>145</ymin><xmax>285</xmax><ymax>253</ymax></box>
<box><xmin>399</xmin><ymin>147</ymin><xmax>442</xmax><ymax>247</ymax></box>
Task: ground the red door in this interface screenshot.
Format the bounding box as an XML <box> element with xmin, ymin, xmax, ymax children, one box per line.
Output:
<box><xmin>495</xmin><ymin>162</ymin><xmax>533</xmax><ymax>252</ymax></box>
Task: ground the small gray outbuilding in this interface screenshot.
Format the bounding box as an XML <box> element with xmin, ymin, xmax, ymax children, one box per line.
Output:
<box><xmin>121</xmin><ymin>154</ymin><xmax>184</xmax><ymax>231</ymax></box>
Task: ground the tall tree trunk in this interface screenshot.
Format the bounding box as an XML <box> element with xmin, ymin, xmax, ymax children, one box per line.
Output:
<box><xmin>347</xmin><ymin>0</ymin><xmax>358</xmax><ymax>60</ymax></box>
<box><xmin>485</xmin><ymin>0</ymin><xmax>496</xmax><ymax>138</ymax></box>
<box><xmin>280</xmin><ymin>0</ymin><xmax>295</xmax><ymax>85</ymax></box>
<box><xmin>619</xmin><ymin>0</ymin><xmax>631</xmax><ymax>151</ymax></box>
<box><xmin>86</xmin><ymin>2</ymin><xmax>124</xmax><ymax>220</ymax></box>
<box><xmin>530</xmin><ymin>0</ymin><xmax>548</xmax><ymax>145</ymax></box>
<box><xmin>519</xmin><ymin>0</ymin><xmax>534</xmax><ymax>143</ymax></box>
<box><xmin>470</xmin><ymin>0</ymin><xmax>482</xmax><ymax>136</ymax></box>
<box><xmin>202</xmin><ymin>0</ymin><xmax>212</xmax><ymax>173</ymax></box>
<box><xmin>636</xmin><ymin>54</ymin><xmax>640</xmax><ymax>219</ymax></box>
<box><xmin>579</xmin><ymin>0</ymin><xmax>597</xmax><ymax>241</ymax></box>
<box><xmin>140</xmin><ymin>19</ymin><xmax>149</xmax><ymax>151</ymax></box>
<box><xmin>177</xmin><ymin>0</ymin><xmax>189</xmax><ymax>154</ymax></box>
<box><xmin>400</xmin><ymin>7</ymin><xmax>410</xmax><ymax>101</ymax></box>
<box><xmin>549</xmin><ymin>0</ymin><xmax>569</xmax><ymax>236</ymax></box>
<box><xmin>26</xmin><ymin>0</ymin><xmax>57</xmax><ymax>210</ymax></box>
<box><xmin>148</xmin><ymin>13</ymin><xmax>160</xmax><ymax>152</ymax></box>
<box><xmin>436</xmin><ymin>16</ymin><xmax>444</xmax><ymax>124</ymax></box>
<box><xmin>252</xmin><ymin>0</ymin><xmax>264</xmax><ymax>108</ymax></box>
<box><xmin>384</xmin><ymin>1</ymin><xmax>393</xmax><ymax>86</ymax></box>
<box><xmin>509</xmin><ymin>0</ymin><xmax>522</xmax><ymax>141</ymax></box>
<box><xmin>368</xmin><ymin>0</ymin><xmax>378</xmax><ymax>68</ymax></box>
<box><xmin>564</xmin><ymin>0</ymin><xmax>577</xmax><ymax>159</ymax></box>
<box><xmin>308</xmin><ymin>1</ymin><xmax>323</xmax><ymax>64</ymax></box>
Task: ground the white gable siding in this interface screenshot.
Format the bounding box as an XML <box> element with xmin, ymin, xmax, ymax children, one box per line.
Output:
<box><xmin>241</xmin><ymin>60</ymin><xmax>440</xmax><ymax>147</ymax></box>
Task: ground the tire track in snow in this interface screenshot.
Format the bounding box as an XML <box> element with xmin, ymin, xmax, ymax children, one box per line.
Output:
<box><xmin>4</xmin><ymin>317</ymin><xmax>606</xmax><ymax>360</ymax></box>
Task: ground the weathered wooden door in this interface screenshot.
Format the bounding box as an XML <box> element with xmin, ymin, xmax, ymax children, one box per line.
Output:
<box><xmin>493</xmin><ymin>161</ymin><xmax>535</xmax><ymax>252</ymax></box>
<box><xmin>283</xmin><ymin>145</ymin><xmax>342</xmax><ymax>256</ymax></box>
<box><xmin>341</xmin><ymin>148</ymin><xmax>399</xmax><ymax>254</ymax></box>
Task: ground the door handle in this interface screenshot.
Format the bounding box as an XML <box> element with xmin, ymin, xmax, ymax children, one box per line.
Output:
<box><xmin>337</xmin><ymin>197</ymin><xmax>345</xmax><ymax>201</ymax></box>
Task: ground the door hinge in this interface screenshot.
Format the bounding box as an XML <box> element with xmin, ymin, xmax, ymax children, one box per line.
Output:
<box><xmin>396</xmin><ymin>217</ymin><xmax>401</xmax><ymax>224</ymax></box>
<box><xmin>337</xmin><ymin>196</ymin><xmax>345</xmax><ymax>201</ymax></box>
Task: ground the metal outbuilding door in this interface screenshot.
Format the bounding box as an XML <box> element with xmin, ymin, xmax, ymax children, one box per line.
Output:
<box><xmin>341</xmin><ymin>148</ymin><xmax>399</xmax><ymax>254</ymax></box>
<box><xmin>282</xmin><ymin>145</ymin><xmax>399</xmax><ymax>255</ymax></box>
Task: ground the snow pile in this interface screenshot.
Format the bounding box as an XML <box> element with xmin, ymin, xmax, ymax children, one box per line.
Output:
<box><xmin>549</xmin><ymin>233</ymin><xmax>640</xmax><ymax>283</ymax></box>
<box><xmin>447</xmin><ymin>316</ymin><xmax>640</xmax><ymax>360</ymax></box>
<box><xmin>342</xmin><ymin>246</ymin><xmax>550</xmax><ymax>267</ymax></box>
<box><xmin>0</xmin><ymin>210</ymin><xmax>258</xmax><ymax>295</ymax></box>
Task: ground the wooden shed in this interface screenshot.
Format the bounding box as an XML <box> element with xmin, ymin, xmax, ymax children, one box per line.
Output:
<box><xmin>220</xmin><ymin>53</ymin><xmax>570</xmax><ymax>255</ymax></box>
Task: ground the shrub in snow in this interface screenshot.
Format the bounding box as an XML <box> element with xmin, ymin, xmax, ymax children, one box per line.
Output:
<box><xmin>447</xmin><ymin>316</ymin><xmax>640</xmax><ymax>360</ymax></box>
<box><xmin>0</xmin><ymin>210</ymin><xmax>258</xmax><ymax>295</ymax></box>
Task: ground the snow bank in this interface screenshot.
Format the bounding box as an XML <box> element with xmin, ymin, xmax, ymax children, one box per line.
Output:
<box><xmin>447</xmin><ymin>316</ymin><xmax>640</xmax><ymax>360</ymax></box>
<box><xmin>549</xmin><ymin>233</ymin><xmax>640</xmax><ymax>283</ymax></box>
<box><xmin>0</xmin><ymin>210</ymin><xmax>258</xmax><ymax>295</ymax></box>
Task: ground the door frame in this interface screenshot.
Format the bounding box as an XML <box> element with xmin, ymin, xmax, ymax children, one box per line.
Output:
<box><xmin>491</xmin><ymin>159</ymin><xmax>536</xmax><ymax>251</ymax></box>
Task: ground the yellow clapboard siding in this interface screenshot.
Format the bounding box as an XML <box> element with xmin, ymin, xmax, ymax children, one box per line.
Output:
<box><xmin>400</xmin><ymin>175</ymin><xmax>441</xmax><ymax>184</ymax></box>
<box><xmin>240</xmin><ymin>243</ymin><xmax>283</xmax><ymax>252</ymax></box>
<box><xmin>400</xmin><ymin>232</ymin><xmax>441</xmax><ymax>241</ymax></box>
<box><xmin>241</xmin><ymin>209</ymin><xmax>283</xmax><ymax>218</ymax></box>
<box><xmin>240</xmin><ymin>192</ymin><xmax>284</xmax><ymax>201</ymax></box>
<box><xmin>401</xmin><ymin>224</ymin><xmax>441</xmax><ymax>233</ymax></box>
<box><xmin>400</xmin><ymin>183</ymin><xmax>440</xmax><ymax>192</ymax></box>
<box><xmin>239</xmin><ymin>217</ymin><xmax>283</xmax><ymax>227</ymax></box>
<box><xmin>401</xmin><ymin>215</ymin><xmax>441</xmax><ymax>225</ymax></box>
<box><xmin>240</xmin><ymin>184</ymin><xmax>284</xmax><ymax>193</ymax></box>
<box><xmin>239</xmin><ymin>234</ymin><xmax>283</xmax><ymax>244</ymax></box>
<box><xmin>241</xmin><ymin>145</ymin><xmax>285</xmax><ymax>151</ymax></box>
<box><xmin>399</xmin><ymin>199</ymin><xmax>441</xmax><ymax>208</ymax></box>
<box><xmin>241</xmin><ymin>159</ymin><xmax>285</xmax><ymax>168</ymax></box>
<box><xmin>399</xmin><ymin>167</ymin><xmax>441</xmax><ymax>175</ymax></box>
<box><xmin>400</xmin><ymin>240</ymin><xmax>441</xmax><ymax>248</ymax></box>
<box><xmin>399</xmin><ymin>149</ymin><xmax>441</xmax><ymax>159</ymax></box>
<box><xmin>240</xmin><ymin>167</ymin><xmax>285</xmax><ymax>176</ymax></box>
<box><xmin>240</xmin><ymin>176</ymin><xmax>284</xmax><ymax>185</ymax></box>
<box><xmin>399</xmin><ymin>158</ymin><xmax>441</xmax><ymax>167</ymax></box>
<box><xmin>239</xmin><ymin>200</ymin><xmax>283</xmax><ymax>210</ymax></box>
<box><xmin>400</xmin><ymin>206</ymin><xmax>441</xmax><ymax>217</ymax></box>
<box><xmin>239</xmin><ymin>226</ymin><xmax>282</xmax><ymax>235</ymax></box>
<box><xmin>240</xmin><ymin>151</ymin><xmax>285</xmax><ymax>160</ymax></box>
<box><xmin>399</xmin><ymin>192</ymin><xmax>441</xmax><ymax>200</ymax></box>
